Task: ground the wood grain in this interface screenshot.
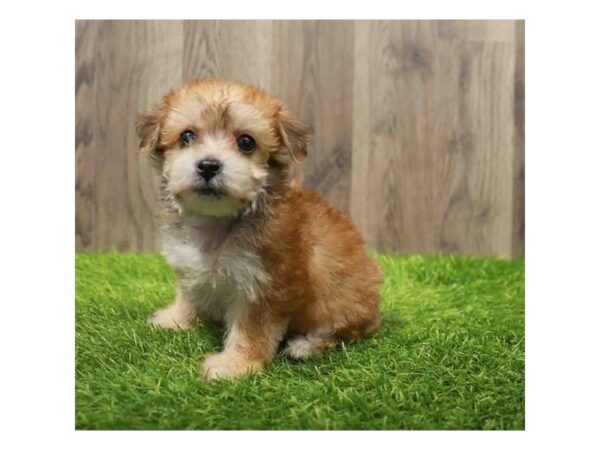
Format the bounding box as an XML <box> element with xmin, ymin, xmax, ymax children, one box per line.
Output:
<box><xmin>75</xmin><ymin>20</ymin><xmax>525</xmax><ymax>257</ymax></box>
<box><xmin>93</xmin><ymin>20</ymin><xmax>183</xmax><ymax>251</ymax></box>
<box><xmin>183</xmin><ymin>20</ymin><xmax>273</xmax><ymax>90</ymax></box>
<box><xmin>437</xmin><ymin>21</ymin><xmax>517</xmax><ymax>257</ymax></box>
<box><xmin>512</xmin><ymin>21</ymin><xmax>525</xmax><ymax>257</ymax></box>
<box><xmin>75</xmin><ymin>21</ymin><xmax>97</xmax><ymax>251</ymax></box>
<box><xmin>272</xmin><ymin>20</ymin><xmax>354</xmax><ymax>215</ymax></box>
<box><xmin>352</xmin><ymin>20</ymin><xmax>519</xmax><ymax>257</ymax></box>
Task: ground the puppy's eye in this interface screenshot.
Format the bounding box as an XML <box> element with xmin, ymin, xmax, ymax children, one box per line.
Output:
<box><xmin>180</xmin><ymin>130</ymin><xmax>197</xmax><ymax>147</ymax></box>
<box><xmin>236</xmin><ymin>134</ymin><xmax>256</xmax><ymax>154</ymax></box>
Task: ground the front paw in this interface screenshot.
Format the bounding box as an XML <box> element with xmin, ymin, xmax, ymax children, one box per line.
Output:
<box><xmin>199</xmin><ymin>352</ymin><xmax>263</xmax><ymax>381</ymax></box>
<box><xmin>148</xmin><ymin>306</ymin><xmax>196</xmax><ymax>330</ymax></box>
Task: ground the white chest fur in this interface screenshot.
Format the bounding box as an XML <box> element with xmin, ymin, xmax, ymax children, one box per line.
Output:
<box><xmin>161</xmin><ymin>217</ymin><xmax>268</xmax><ymax>322</ymax></box>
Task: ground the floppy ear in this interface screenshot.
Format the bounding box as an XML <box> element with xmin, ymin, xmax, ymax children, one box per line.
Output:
<box><xmin>277</xmin><ymin>109</ymin><xmax>312</xmax><ymax>164</ymax></box>
<box><xmin>136</xmin><ymin>106</ymin><xmax>163</xmax><ymax>156</ymax></box>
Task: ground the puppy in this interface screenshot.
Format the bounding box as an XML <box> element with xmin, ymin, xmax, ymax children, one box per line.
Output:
<box><xmin>137</xmin><ymin>79</ymin><xmax>382</xmax><ymax>381</ymax></box>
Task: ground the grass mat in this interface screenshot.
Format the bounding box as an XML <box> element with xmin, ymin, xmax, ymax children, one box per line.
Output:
<box><xmin>75</xmin><ymin>252</ymin><xmax>524</xmax><ymax>430</ymax></box>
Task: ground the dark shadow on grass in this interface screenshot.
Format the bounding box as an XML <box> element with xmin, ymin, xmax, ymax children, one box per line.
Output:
<box><xmin>379</xmin><ymin>312</ymin><xmax>406</xmax><ymax>333</ymax></box>
<box><xmin>196</xmin><ymin>320</ymin><xmax>226</xmax><ymax>349</ymax></box>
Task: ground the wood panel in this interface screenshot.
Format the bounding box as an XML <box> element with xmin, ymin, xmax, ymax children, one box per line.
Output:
<box><xmin>92</xmin><ymin>20</ymin><xmax>182</xmax><ymax>251</ymax></box>
<box><xmin>75</xmin><ymin>20</ymin><xmax>525</xmax><ymax>257</ymax></box>
<box><xmin>75</xmin><ymin>21</ymin><xmax>97</xmax><ymax>250</ymax></box>
<box><xmin>352</xmin><ymin>20</ymin><xmax>519</xmax><ymax>257</ymax></box>
<box><xmin>512</xmin><ymin>21</ymin><xmax>525</xmax><ymax>257</ymax></box>
<box><xmin>183</xmin><ymin>20</ymin><xmax>273</xmax><ymax>90</ymax></box>
<box><xmin>272</xmin><ymin>20</ymin><xmax>354</xmax><ymax>215</ymax></box>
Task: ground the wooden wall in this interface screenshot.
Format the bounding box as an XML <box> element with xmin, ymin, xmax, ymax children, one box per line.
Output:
<box><xmin>76</xmin><ymin>20</ymin><xmax>524</xmax><ymax>257</ymax></box>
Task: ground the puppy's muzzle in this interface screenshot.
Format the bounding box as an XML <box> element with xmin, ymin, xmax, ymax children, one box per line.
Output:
<box><xmin>196</xmin><ymin>158</ymin><xmax>222</xmax><ymax>182</ymax></box>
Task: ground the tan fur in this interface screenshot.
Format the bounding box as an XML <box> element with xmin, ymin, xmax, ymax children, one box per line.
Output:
<box><xmin>148</xmin><ymin>285</ymin><xmax>198</xmax><ymax>330</ymax></box>
<box><xmin>137</xmin><ymin>79</ymin><xmax>382</xmax><ymax>381</ymax></box>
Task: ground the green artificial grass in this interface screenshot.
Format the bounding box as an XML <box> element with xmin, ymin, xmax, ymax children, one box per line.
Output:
<box><xmin>75</xmin><ymin>252</ymin><xmax>524</xmax><ymax>430</ymax></box>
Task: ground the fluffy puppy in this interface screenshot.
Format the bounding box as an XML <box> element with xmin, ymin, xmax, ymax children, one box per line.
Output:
<box><xmin>137</xmin><ymin>79</ymin><xmax>382</xmax><ymax>381</ymax></box>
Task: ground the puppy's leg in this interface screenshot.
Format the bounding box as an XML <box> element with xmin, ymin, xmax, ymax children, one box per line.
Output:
<box><xmin>200</xmin><ymin>302</ymin><xmax>288</xmax><ymax>381</ymax></box>
<box><xmin>149</xmin><ymin>285</ymin><xmax>197</xmax><ymax>330</ymax></box>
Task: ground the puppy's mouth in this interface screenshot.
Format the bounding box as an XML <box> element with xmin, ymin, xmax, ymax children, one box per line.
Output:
<box><xmin>193</xmin><ymin>186</ymin><xmax>225</xmax><ymax>199</ymax></box>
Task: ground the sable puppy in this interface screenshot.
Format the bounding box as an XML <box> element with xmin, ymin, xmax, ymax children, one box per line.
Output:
<box><xmin>137</xmin><ymin>79</ymin><xmax>382</xmax><ymax>381</ymax></box>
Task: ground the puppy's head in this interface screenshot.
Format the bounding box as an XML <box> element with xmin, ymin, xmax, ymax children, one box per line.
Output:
<box><xmin>137</xmin><ymin>79</ymin><xmax>311</xmax><ymax>217</ymax></box>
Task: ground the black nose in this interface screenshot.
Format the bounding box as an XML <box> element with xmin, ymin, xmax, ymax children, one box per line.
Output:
<box><xmin>196</xmin><ymin>158</ymin><xmax>222</xmax><ymax>181</ymax></box>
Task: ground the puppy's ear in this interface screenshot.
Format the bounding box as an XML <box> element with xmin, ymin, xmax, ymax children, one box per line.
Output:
<box><xmin>136</xmin><ymin>106</ymin><xmax>164</xmax><ymax>156</ymax></box>
<box><xmin>277</xmin><ymin>109</ymin><xmax>312</xmax><ymax>164</ymax></box>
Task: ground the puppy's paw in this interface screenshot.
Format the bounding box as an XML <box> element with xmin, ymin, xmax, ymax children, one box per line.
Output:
<box><xmin>285</xmin><ymin>335</ymin><xmax>321</xmax><ymax>360</ymax></box>
<box><xmin>148</xmin><ymin>306</ymin><xmax>196</xmax><ymax>330</ymax></box>
<box><xmin>199</xmin><ymin>352</ymin><xmax>263</xmax><ymax>381</ymax></box>
<box><xmin>285</xmin><ymin>334</ymin><xmax>335</xmax><ymax>360</ymax></box>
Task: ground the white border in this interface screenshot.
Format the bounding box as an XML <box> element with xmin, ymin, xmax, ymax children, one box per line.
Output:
<box><xmin>1</xmin><ymin>0</ymin><xmax>599</xmax><ymax>448</ymax></box>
